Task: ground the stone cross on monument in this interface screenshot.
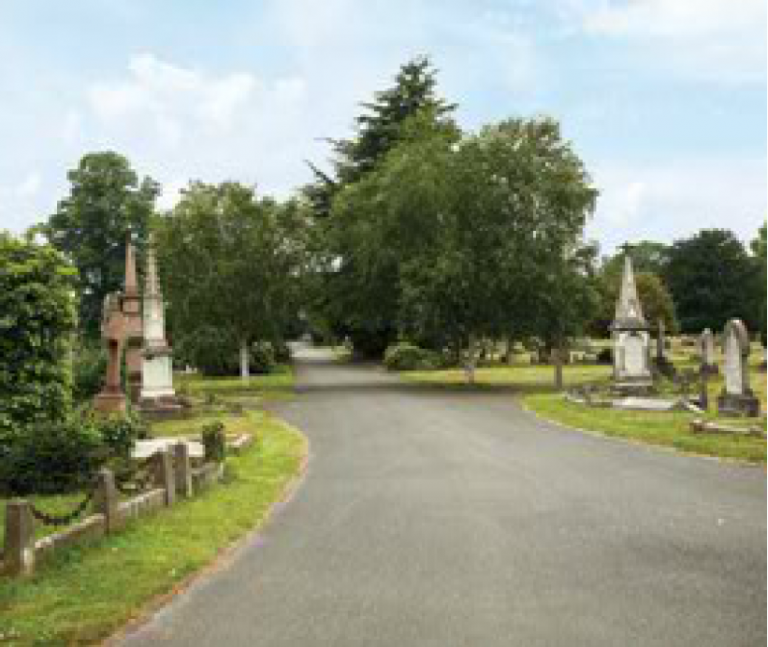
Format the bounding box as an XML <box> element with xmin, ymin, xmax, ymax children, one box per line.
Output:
<box><xmin>611</xmin><ymin>245</ymin><xmax>652</xmax><ymax>390</ymax></box>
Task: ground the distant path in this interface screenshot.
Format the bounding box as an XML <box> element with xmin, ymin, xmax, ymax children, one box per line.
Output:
<box><xmin>119</xmin><ymin>345</ymin><xmax>766</xmax><ymax>646</ymax></box>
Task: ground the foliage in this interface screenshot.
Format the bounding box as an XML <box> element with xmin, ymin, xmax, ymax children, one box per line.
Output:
<box><xmin>201</xmin><ymin>420</ymin><xmax>226</xmax><ymax>462</ymax></box>
<box><xmin>750</xmin><ymin>222</ymin><xmax>767</xmax><ymax>344</ymax></box>
<box><xmin>41</xmin><ymin>151</ymin><xmax>159</xmax><ymax>337</ymax></box>
<box><xmin>97</xmin><ymin>409</ymin><xmax>147</xmax><ymax>459</ymax></box>
<box><xmin>175</xmin><ymin>327</ymin><xmax>279</xmax><ymax>376</ymax></box>
<box><xmin>601</xmin><ymin>240</ymin><xmax>669</xmax><ymax>280</ymax></box>
<box><xmin>0</xmin><ymin>233</ymin><xmax>78</xmax><ymax>441</ymax></box>
<box><xmin>0</xmin><ymin>415</ymin><xmax>105</xmax><ymax>495</ymax></box>
<box><xmin>155</xmin><ymin>183</ymin><xmax>303</xmax><ymax>377</ymax></box>
<box><xmin>383</xmin><ymin>342</ymin><xmax>447</xmax><ymax>371</ymax></box>
<box><xmin>663</xmin><ymin>229</ymin><xmax>760</xmax><ymax>333</ymax></box>
<box><xmin>71</xmin><ymin>340</ymin><xmax>107</xmax><ymax>403</ymax></box>
<box><xmin>305</xmin><ymin>57</ymin><xmax>458</xmax><ymax>357</ymax></box>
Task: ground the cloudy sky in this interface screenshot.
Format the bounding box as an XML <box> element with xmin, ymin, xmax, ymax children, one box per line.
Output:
<box><xmin>0</xmin><ymin>0</ymin><xmax>765</xmax><ymax>251</ymax></box>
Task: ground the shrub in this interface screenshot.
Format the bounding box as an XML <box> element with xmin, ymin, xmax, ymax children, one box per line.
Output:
<box><xmin>0</xmin><ymin>234</ymin><xmax>78</xmax><ymax>440</ymax></box>
<box><xmin>175</xmin><ymin>328</ymin><xmax>282</xmax><ymax>376</ymax></box>
<box><xmin>96</xmin><ymin>408</ymin><xmax>148</xmax><ymax>458</ymax></box>
<box><xmin>202</xmin><ymin>420</ymin><xmax>226</xmax><ymax>462</ymax></box>
<box><xmin>384</xmin><ymin>342</ymin><xmax>446</xmax><ymax>371</ymax></box>
<box><xmin>0</xmin><ymin>415</ymin><xmax>105</xmax><ymax>495</ymax></box>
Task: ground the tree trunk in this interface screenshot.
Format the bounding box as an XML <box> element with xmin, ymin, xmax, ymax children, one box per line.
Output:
<box><xmin>240</xmin><ymin>339</ymin><xmax>250</xmax><ymax>382</ymax></box>
<box><xmin>554</xmin><ymin>344</ymin><xmax>564</xmax><ymax>391</ymax></box>
<box><xmin>464</xmin><ymin>334</ymin><xmax>477</xmax><ymax>385</ymax></box>
<box><xmin>505</xmin><ymin>336</ymin><xmax>514</xmax><ymax>365</ymax></box>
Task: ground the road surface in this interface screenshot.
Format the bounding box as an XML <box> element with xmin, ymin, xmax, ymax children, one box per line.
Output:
<box><xmin>119</xmin><ymin>346</ymin><xmax>766</xmax><ymax>646</ymax></box>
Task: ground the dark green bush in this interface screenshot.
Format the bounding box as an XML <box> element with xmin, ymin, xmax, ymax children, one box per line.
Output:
<box><xmin>0</xmin><ymin>234</ymin><xmax>78</xmax><ymax>440</ymax></box>
<box><xmin>0</xmin><ymin>415</ymin><xmax>105</xmax><ymax>495</ymax></box>
<box><xmin>175</xmin><ymin>328</ymin><xmax>281</xmax><ymax>376</ymax></box>
<box><xmin>96</xmin><ymin>408</ymin><xmax>148</xmax><ymax>458</ymax></box>
<box><xmin>202</xmin><ymin>420</ymin><xmax>226</xmax><ymax>462</ymax></box>
<box><xmin>383</xmin><ymin>342</ymin><xmax>446</xmax><ymax>371</ymax></box>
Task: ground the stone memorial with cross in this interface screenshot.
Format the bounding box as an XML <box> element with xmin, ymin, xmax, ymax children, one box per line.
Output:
<box><xmin>716</xmin><ymin>319</ymin><xmax>759</xmax><ymax>417</ymax></box>
<box><xmin>611</xmin><ymin>248</ymin><xmax>652</xmax><ymax>390</ymax></box>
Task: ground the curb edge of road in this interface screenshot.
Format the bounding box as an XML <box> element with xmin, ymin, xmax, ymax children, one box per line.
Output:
<box><xmin>517</xmin><ymin>396</ymin><xmax>765</xmax><ymax>470</ymax></box>
<box><xmin>103</xmin><ymin>420</ymin><xmax>311</xmax><ymax>646</ymax></box>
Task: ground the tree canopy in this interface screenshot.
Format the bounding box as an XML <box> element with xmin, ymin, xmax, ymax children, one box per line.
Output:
<box><xmin>42</xmin><ymin>151</ymin><xmax>159</xmax><ymax>337</ymax></box>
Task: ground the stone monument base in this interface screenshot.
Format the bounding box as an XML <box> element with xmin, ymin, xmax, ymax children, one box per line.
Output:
<box><xmin>93</xmin><ymin>390</ymin><xmax>127</xmax><ymax>414</ymax></box>
<box><xmin>717</xmin><ymin>391</ymin><xmax>760</xmax><ymax>417</ymax></box>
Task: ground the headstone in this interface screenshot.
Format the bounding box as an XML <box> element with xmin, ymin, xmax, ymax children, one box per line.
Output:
<box><xmin>717</xmin><ymin>319</ymin><xmax>759</xmax><ymax>417</ymax></box>
<box><xmin>699</xmin><ymin>328</ymin><xmax>718</xmax><ymax>374</ymax></box>
<box><xmin>653</xmin><ymin>318</ymin><xmax>675</xmax><ymax>377</ymax></box>
<box><xmin>140</xmin><ymin>238</ymin><xmax>176</xmax><ymax>402</ymax></box>
<box><xmin>611</xmin><ymin>250</ymin><xmax>652</xmax><ymax>390</ymax></box>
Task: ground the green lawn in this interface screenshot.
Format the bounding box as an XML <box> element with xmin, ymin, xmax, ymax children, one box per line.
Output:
<box><xmin>0</xmin><ymin>410</ymin><xmax>306</xmax><ymax>646</ymax></box>
<box><xmin>400</xmin><ymin>362</ymin><xmax>766</xmax><ymax>463</ymax></box>
<box><xmin>175</xmin><ymin>366</ymin><xmax>294</xmax><ymax>398</ymax></box>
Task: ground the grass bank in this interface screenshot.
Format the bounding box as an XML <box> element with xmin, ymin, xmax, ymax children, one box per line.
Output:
<box><xmin>0</xmin><ymin>410</ymin><xmax>306</xmax><ymax>646</ymax></box>
<box><xmin>400</xmin><ymin>363</ymin><xmax>766</xmax><ymax>463</ymax></box>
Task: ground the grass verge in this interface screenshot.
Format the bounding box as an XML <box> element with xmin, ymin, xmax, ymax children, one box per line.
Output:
<box><xmin>0</xmin><ymin>410</ymin><xmax>306</xmax><ymax>646</ymax></box>
<box><xmin>399</xmin><ymin>363</ymin><xmax>766</xmax><ymax>463</ymax></box>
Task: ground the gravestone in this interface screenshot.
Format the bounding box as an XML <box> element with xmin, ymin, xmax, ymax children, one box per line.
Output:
<box><xmin>717</xmin><ymin>319</ymin><xmax>759</xmax><ymax>417</ymax></box>
<box><xmin>122</xmin><ymin>240</ymin><xmax>144</xmax><ymax>402</ymax></box>
<box><xmin>140</xmin><ymin>238</ymin><xmax>176</xmax><ymax>403</ymax></box>
<box><xmin>611</xmin><ymin>251</ymin><xmax>652</xmax><ymax>390</ymax></box>
<box><xmin>654</xmin><ymin>318</ymin><xmax>675</xmax><ymax>377</ymax></box>
<box><xmin>699</xmin><ymin>328</ymin><xmax>718</xmax><ymax>375</ymax></box>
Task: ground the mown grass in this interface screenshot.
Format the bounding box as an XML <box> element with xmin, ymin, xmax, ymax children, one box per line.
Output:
<box><xmin>0</xmin><ymin>410</ymin><xmax>306</xmax><ymax>646</ymax></box>
<box><xmin>175</xmin><ymin>366</ymin><xmax>294</xmax><ymax>398</ymax></box>
<box><xmin>400</xmin><ymin>361</ymin><xmax>766</xmax><ymax>463</ymax></box>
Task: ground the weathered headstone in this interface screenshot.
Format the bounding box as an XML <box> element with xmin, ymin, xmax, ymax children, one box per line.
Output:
<box><xmin>611</xmin><ymin>251</ymin><xmax>652</xmax><ymax>390</ymax></box>
<box><xmin>699</xmin><ymin>328</ymin><xmax>718</xmax><ymax>375</ymax></box>
<box><xmin>654</xmin><ymin>318</ymin><xmax>676</xmax><ymax>377</ymax></box>
<box><xmin>717</xmin><ymin>319</ymin><xmax>759</xmax><ymax>417</ymax></box>
<box><xmin>140</xmin><ymin>238</ymin><xmax>176</xmax><ymax>402</ymax></box>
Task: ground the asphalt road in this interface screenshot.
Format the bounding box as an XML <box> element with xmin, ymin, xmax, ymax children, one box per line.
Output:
<box><xmin>119</xmin><ymin>346</ymin><xmax>766</xmax><ymax>646</ymax></box>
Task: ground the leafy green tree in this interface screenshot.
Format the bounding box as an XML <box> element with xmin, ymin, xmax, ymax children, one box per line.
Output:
<box><xmin>42</xmin><ymin>152</ymin><xmax>159</xmax><ymax>337</ymax></box>
<box><xmin>0</xmin><ymin>233</ymin><xmax>78</xmax><ymax>442</ymax></box>
<box><xmin>664</xmin><ymin>229</ymin><xmax>758</xmax><ymax>333</ymax></box>
<box><xmin>601</xmin><ymin>240</ymin><xmax>669</xmax><ymax>282</ymax></box>
<box><xmin>306</xmin><ymin>58</ymin><xmax>457</xmax><ymax>356</ymax></box>
<box><xmin>394</xmin><ymin>117</ymin><xmax>597</xmax><ymax>384</ymax></box>
<box><xmin>154</xmin><ymin>182</ymin><xmax>301</xmax><ymax>379</ymax></box>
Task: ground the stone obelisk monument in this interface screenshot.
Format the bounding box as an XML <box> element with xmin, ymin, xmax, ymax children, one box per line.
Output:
<box><xmin>611</xmin><ymin>248</ymin><xmax>652</xmax><ymax>390</ymax></box>
<box><xmin>140</xmin><ymin>238</ymin><xmax>176</xmax><ymax>402</ymax></box>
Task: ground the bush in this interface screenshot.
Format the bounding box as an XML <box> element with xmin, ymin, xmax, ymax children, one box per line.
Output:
<box><xmin>175</xmin><ymin>328</ymin><xmax>282</xmax><ymax>376</ymax></box>
<box><xmin>384</xmin><ymin>342</ymin><xmax>446</xmax><ymax>371</ymax></box>
<box><xmin>72</xmin><ymin>341</ymin><xmax>107</xmax><ymax>403</ymax></box>
<box><xmin>0</xmin><ymin>409</ymin><xmax>147</xmax><ymax>495</ymax></box>
<box><xmin>97</xmin><ymin>408</ymin><xmax>148</xmax><ymax>458</ymax></box>
<box><xmin>202</xmin><ymin>420</ymin><xmax>226</xmax><ymax>462</ymax></box>
<box><xmin>0</xmin><ymin>415</ymin><xmax>105</xmax><ymax>495</ymax></box>
<box><xmin>0</xmin><ymin>234</ymin><xmax>78</xmax><ymax>440</ymax></box>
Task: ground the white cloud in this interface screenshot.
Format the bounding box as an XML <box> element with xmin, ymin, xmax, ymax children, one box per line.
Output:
<box><xmin>575</xmin><ymin>0</ymin><xmax>766</xmax><ymax>83</ymax></box>
<box><xmin>588</xmin><ymin>156</ymin><xmax>766</xmax><ymax>252</ymax></box>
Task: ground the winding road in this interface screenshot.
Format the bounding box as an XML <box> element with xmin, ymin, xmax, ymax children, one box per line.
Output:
<box><xmin>119</xmin><ymin>346</ymin><xmax>766</xmax><ymax>646</ymax></box>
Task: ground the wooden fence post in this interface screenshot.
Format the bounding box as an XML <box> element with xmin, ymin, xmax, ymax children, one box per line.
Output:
<box><xmin>4</xmin><ymin>500</ymin><xmax>35</xmax><ymax>577</ymax></box>
<box><xmin>174</xmin><ymin>442</ymin><xmax>193</xmax><ymax>499</ymax></box>
<box><xmin>93</xmin><ymin>468</ymin><xmax>121</xmax><ymax>532</ymax></box>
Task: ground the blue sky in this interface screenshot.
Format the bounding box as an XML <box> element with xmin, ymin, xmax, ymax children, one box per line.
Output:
<box><xmin>0</xmin><ymin>0</ymin><xmax>765</xmax><ymax>252</ymax></box>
